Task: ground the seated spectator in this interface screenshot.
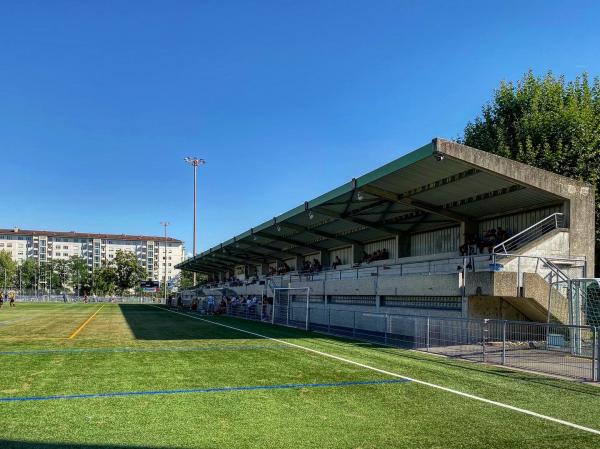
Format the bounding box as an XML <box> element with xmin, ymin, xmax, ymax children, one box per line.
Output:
<box><xmin>496</xmin><ymin>226</ymin><xmax>509</xmax><ymax>243</ymax></box>
<box><xmin>312</xmin><ymin>258</ymin><xmax>322</xmax><ymax>272</ymax></box>
<box><xmin>381</xmin><ymin>248</ymin><xmax>390</xmax><ymax>260</ymax></box>
<box><xmin>332</xmin><ymin>256</ymin><xmax>342</xmax><ymax>269</ymax></box>
<box><xmin>362</xmin><ymin>251</ymin><xmax>371</xmax><ymax>263</ymax></box>
<box><xmin>460</xmin><ymin>233</ymin><xmax>479</xmax><ymax>256</ymax></box>
<box><xmin>302</xmin><ymin>260</ymin><xmax>311</xmax><ymax>272</ymax></box>
<box><xmin>479</xmin><ymin>229</ymin><xmax>497</xmax><ymax>254</ymax></box>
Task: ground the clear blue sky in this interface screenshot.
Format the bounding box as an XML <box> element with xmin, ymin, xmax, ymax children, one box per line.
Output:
<box><xmin>1</xmin><ymin>0</ymin><xmax>599</xmax><ymax>255</ymax></box>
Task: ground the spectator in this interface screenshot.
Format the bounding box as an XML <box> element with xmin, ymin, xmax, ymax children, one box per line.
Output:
<box><xmin>497</xmin><ymin>226</ymin><xmax>509</xmax><ymax>243</ymax></box>
<box><xmin>207</xmin><ymin>295</ymin><xmax>215</xmax><ymax>314</ymax></box>
<box><xmin>312</xmin><ymin>259</ymin><xmax>322</xmax><ymax>272</ymax></box>
<box><xmin>362</xmin><ymin>251</ymin><xmax>371</xmax><ymax>263</ymax></box>
<box><xmin>332</xmin><ymin>256</ymin><xmax>342</xmax><ymax>269</ymax></box>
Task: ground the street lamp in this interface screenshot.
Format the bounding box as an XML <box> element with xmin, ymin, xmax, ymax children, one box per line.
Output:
<box><xmin>160</xmin><ymin>221</ymin><xmax>170</xmax><ymax>303</ymax></box>
<box><xmin>184</xmin><ymin>157</ymin><xmax>206</xmax><ymax>286</ymax></box>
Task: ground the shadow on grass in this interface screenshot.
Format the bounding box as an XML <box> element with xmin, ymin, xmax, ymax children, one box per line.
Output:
<box><xmin>118</xmin><ymin>304</ymin><xmax>318</xmax><ymax>341</ymax></box>
<box><xmin>119</xmin><ymin>305</ymin><xmax>600</xmax><ymax>397</ymax></box>
<box><xmin>0</xmin><ymin>442</ymin><xmax>197</xmax><ymax>449</ymax></box>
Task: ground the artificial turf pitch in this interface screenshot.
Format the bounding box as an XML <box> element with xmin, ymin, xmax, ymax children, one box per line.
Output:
<box><xmin>1</xmin><ymin>303</ymin><xmax>599</xmax><ymax>448</ymax></box>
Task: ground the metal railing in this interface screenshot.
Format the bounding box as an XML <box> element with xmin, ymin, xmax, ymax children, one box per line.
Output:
<box><xmin>493</xmin><ymin>213</ymin><xmax>564</xmax><ymax>254</ymax></box>
<box><xmin>209</xmin><ymin>302</ymin><xmax>599</xmax><ymax>381</ymax></box>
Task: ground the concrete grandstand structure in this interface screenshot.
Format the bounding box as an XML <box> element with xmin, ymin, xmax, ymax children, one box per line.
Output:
<box><xmin>177</xmin><ymin>138</ymin><xmax>596</xmax><ymax>325</ymax></box>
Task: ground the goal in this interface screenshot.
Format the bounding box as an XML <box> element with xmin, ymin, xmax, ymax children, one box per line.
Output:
<box><xmin>272</xmin><ymin>287</ymin><xmax>311</xmax><ymax>330</ymax></box>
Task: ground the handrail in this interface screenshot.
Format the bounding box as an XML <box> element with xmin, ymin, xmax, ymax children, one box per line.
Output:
<box><xmin>493</xmin><ymin>213</ymin><xmax>564</xmax><ymax>254</ymax></box>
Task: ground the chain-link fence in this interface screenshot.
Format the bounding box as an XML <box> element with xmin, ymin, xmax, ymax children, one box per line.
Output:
<box><xmin>16</xmin><ymin>294</ymin><xmax>164</xmax><ymax>304</ymax></box>
<box><xmin>211</xmin><ymin>301</ymin><xmax>598</xmax><ymax>381</ymax></box>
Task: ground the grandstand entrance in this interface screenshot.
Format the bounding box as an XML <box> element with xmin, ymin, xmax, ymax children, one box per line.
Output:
<box><xmin>273</xmin><ymin>287</ymin><xmax>310</xmax><ymax>330</ymax></box>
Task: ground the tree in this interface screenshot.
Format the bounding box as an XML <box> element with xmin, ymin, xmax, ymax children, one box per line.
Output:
<box><xmin>52</xmin><ymin>259</ymin><xmax>70</xmax><ymax>290</ymax></box>
<box><xmin>92</xmin><ymin>264</ymin><xmax>118</xmax><ymax>295</ymax></box>
<box><xmin>0</xmin><ymin>250</ymin><xmax>17</xmax><ymax>290</ymax></box>
<box><xmin>179</xmin><ymin>270</ymin><xmax>197</xmax><ymax>290</ymax></box>
<box><xmin>461</xmin><ymin>70</ymin><xmax>600</xmax><ymax>275</ymax></box>
<box><xmin>112</xmin><ymin>250</ymin><xmax>147</xmax><ymax>294</ymax></box>
<box><xmin>68</xmin><ymin>256</ymin><xmax>91</xmax><ymax>295</ymax></box>
<box><xmin>19</xmin><ymin>259</ymin><xmax>38</xmax><ymax>290</ymax></box>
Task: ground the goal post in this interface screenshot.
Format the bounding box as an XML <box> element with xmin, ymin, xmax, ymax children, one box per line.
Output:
<box><xmin>273</xmin><ymin>287</ymin><xmax>311</xmax><ymax>330</ymax></box>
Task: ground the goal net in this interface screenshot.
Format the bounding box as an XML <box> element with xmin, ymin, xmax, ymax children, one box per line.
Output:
<box><xmin>272</xmin><ymin>287</ymin><xmax>311</xmax><ymax>330</ymax></box>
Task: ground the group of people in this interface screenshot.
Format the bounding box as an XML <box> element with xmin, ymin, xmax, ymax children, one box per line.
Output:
<box><xmin>270</xmin><ymin>262</ymin><xmax>292</xmax><ymax>276</ymax></box>
<box><xmin>0</xmin><ymin>292</ymin><xmax>16</xmax><ymax>308</ymax></box>
<box><xmin>459</xmin><ymin>227</ymin><xmax>510</xmax><ymax>256</ymax></box>
<box><xmin>302</xmin><ymin>258</ymin><xmax>322</xmax><ymax>273</ymax></box>
<box><xmin>205</xmin><ymin>294</ymin><xmax>273</xmax><ymax>319</ymax></box>
<box><xmin>361</xmin><ymin>249</ymin><xmax>390</xmax><ymax>264</ymax></box>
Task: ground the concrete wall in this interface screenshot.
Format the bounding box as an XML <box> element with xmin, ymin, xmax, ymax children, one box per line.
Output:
<box><xmin>435</xmin><ymin>138</ymin><xmax>596</xmax><ymax>273</ymax></box>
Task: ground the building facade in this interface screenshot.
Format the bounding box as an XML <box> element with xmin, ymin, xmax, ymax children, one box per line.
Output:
<box><xmin>0</xmin><ymin>228</ymin><xmax>185</xmax><ymax>285</ymax></box>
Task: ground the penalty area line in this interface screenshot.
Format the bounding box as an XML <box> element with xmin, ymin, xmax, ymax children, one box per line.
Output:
<box><xmin>150</xmin><ymin>305</ymin><xmax>600</xmax><ymax>437</ymax></box>
<box><xmin>68</xmin><ymin>305</ymin><xmax>105</xmax><ymax>339</ymax></box>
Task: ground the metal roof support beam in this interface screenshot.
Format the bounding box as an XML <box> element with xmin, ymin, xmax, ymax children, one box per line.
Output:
<box><xmin>193</xmin><ymin>258</ymin><xmax>231</xmax><ymax>269</ymax></box>
<box><xmin>440</xmin><ymin>185</ymin><xmax>526</xmax><ymax>209</ymax></box>
<box><xmin>360</xmin><ymin>184</ymin><xmax>469</xmax><ymax>222</ymax></box>
<box><xmin>210</xmin><ymin>252</ymin><xmax>258</xmax><ymax>265</ymax></box>
<box><xmin>236</xmin><ymin>240</ymin><xmax>304</xmax><ymax>258</ymax></box>
<box><xmin>397</xmin><ymin>168</ymin><xmax>480</xmax><ymax>197</ymax></box>
<box><xmin>279</xmin><ymin>222</ymin><xmax>362</xmax><ymax>246</ymax></box>
<box><xmin>256</xmin><ymin>232</ymin><xmax>327</xmax><ymax>252</ymax></box>
<box><xmin>313</xmin><ymin>206</ymin><xmax>401</xmax><ymax>236</ymax></box>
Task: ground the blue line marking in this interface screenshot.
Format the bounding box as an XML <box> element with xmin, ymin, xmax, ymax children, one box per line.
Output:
<box><xmin>0</xmin><ymin>379</ymin><xmax>410</xmax><ymax>403</ymax></box>
<box><xmin>0</xmin><ymin>344</ymin><xmax>293</xmax><ymax>356</ymax></box>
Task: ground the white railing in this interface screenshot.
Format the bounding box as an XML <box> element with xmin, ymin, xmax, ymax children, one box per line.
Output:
<box><xmin>493</xmin><ymin>213</ymin><xmax>564</xmax><ymax>254</ymax></box>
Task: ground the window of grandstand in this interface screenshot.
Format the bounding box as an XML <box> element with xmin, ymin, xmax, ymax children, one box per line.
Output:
<box><xmin>292</xmin><ymin>294</ymin><xmax>325</xmax><ymax>303</ymax></box>
<box><xmin>328</xmin><ymin>295</ymin><xmax>376</xmax><ymax>306</ymax></box>
<box><xmin>381</xmin><ymin>296</ymin><xmax>462</xmax><ymax>311</ymax></box>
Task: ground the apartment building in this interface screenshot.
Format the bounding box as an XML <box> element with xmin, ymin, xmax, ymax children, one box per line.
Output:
<box><xmin>0</xmin><ymin>228</ymin><xmax>185</xmax><ymax>284</ymax></box>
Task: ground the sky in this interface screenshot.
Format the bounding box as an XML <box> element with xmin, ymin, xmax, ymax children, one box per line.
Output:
<box><xmin>1</xmin><ymin>0</ymin><xmax>599</xmax><ymax>255</ymax></box>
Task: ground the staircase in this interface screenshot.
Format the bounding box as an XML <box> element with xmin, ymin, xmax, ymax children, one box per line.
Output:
<box><xmin>493</xmin><ymin>213</ymin><xmax>565</xmax><ymax>254</ymax></box>
<box><xmin>491</xmin><ymin>213</ymin><xmax>600</xmax><ymax>326</ymax></box>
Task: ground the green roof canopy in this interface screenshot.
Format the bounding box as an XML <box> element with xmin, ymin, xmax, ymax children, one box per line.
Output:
<box><xmin>179</xmin><ymin>138</ymin><xmax>575</xmax><ymax>273</ymax></box>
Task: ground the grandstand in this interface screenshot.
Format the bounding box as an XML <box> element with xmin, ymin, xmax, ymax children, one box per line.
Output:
<box><xmin>177</xmin><ymin>138</ymin><xmax>599</xmax><ymax>380</ymax></box>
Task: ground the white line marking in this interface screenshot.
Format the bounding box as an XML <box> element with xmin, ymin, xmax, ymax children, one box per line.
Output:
<box><xmin>151</xmin><ymin>306</ymin><xmax>600</xmax><ymax>436</ymax></box>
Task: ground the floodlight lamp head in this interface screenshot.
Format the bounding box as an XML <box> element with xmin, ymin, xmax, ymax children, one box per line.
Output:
<box><xmin>308</xmin><ymin>211</ymin><xmax>315</xmax><ymax>220</ymax></box>
<box><xmin>357</xmin><ymin>191</ymin><xmax>364</xmax><ymax>201</ymax></box>
<box><xmin>184</xmin><ymin>157</ymin><xmax>206</xmax><ymax>167</ymax></box>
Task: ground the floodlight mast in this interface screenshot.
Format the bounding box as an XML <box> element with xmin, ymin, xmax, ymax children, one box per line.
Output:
<box><xmin>184</xmin><ymin>157</ymin><xmax>206</xmax><ymax>287</ymax></box>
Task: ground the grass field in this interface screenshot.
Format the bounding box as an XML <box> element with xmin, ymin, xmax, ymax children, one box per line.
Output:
<box><xmin>1</xmin><ymin>303</ymin><xmax>600</xmax><ymax>449</ymax></box>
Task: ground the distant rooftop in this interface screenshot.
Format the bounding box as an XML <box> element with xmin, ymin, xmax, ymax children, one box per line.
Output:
<box><xmin>0</xmin><ymin>227</ymin><xmax>182</xmax><ymax>243</ymax></box>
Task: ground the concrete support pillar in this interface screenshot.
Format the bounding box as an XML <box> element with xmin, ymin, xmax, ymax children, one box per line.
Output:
<box><xmin>352</xmin><ymin>243</ymin><xmax>365</xmax><ymax>265</ymax></box>
<box><xmin>460</xmin><ymin>220</ymin><xmax>478</xmax><ymax>252</ymax></box>
<box><xmin>320</xmin><ymin>250</ymin><xmax>331</xmax><ymax>269</ymax></box>
<box><xmin>294</xmin><ymin>256</ymin><xmax>304</xmax><ymax>272</ymax></box>
<box><xmin>259</xmin><ymin>263</ymin><xmax>270</xmax><ymax>276</ymax></box>
<box><xmin>396</xmin><ymin>234</ymin><xmax>410</xmax><ymax>259</ymax></box>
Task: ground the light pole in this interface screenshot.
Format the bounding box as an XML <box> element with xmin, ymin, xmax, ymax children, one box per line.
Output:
<box><xmin>160</xmin><ymin>221</ymin><xmax>170</xmax><ymax>303</ymax></box>
<box><xmin>184</xmin><ymin>157</ymin><xmax>206</xmax><ymax>286</ymax></box>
